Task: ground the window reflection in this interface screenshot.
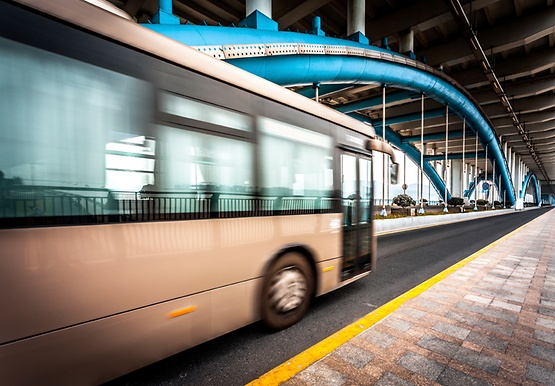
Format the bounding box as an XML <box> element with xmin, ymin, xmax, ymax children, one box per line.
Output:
<box><xmin>259</xmin><ymin>117</ymin><xmax>333</xmax><ymax>197</ymax></box>
<box><xmin>156</xmin><ymin>126</ymin><xmax>253</xmax><ymax>192</ymax></box>
<box><xmin>160</xmin><ymin>91</ymin><xmax>251</xmax><ymax>132</ymax></box>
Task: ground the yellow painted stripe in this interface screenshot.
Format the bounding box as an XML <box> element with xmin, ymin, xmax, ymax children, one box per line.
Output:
<box><xmin>246</xmin><ymin>219</ymin><xmax>533</xmax><ymax>386</ymax></box>
<box><xmin>323</xmin><ymin>266</ymin><xmax>334</xmax><ymax>272</ymax></box>
<box><xmin>167</xmin><ymin>305</ymin><xmax>197</xmax><ymax>319</ymax></box>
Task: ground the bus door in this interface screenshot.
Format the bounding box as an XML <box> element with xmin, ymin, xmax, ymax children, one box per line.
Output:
<box><xmin>341</xmin><ymin>153</ymin><xmax>374</xmax><ymax>280</ymax></box>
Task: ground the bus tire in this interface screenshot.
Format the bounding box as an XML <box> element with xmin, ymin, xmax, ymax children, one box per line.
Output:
<box><xmin>261</xmin><ymin>252</ymin><xmax>314</xmax><ymax>331</ymax></box>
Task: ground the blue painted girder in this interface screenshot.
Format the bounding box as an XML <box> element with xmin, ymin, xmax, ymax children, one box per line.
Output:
<box><xmin>142</xmin><ymin>23</ymin><xmax>516</xmax><ymax>205</ymax></box>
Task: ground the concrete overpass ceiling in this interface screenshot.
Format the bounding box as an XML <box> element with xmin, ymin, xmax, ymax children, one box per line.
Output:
<box><xmin>108</xmin><ymin>0</ymin><xmax>554</xmax><ymax>192</ymax></box>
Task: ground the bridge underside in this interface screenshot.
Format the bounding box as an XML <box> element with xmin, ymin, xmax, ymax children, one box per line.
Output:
<box><xmin>139</xmin><ymin>3</ymin><xmax>549</xmax><ymax>207</ymax></box>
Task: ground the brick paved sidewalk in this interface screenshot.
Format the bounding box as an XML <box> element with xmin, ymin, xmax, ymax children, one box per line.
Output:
<box><xmin>285</xmin><ymin>208</ymin><xmax>555</xmax><ymax>386</ymax></box>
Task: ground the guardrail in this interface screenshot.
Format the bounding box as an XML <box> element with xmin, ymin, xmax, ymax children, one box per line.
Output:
<box><xmin>0</xmin><ymin>187</ymin><xmax>342</xmax><ymax>227</ymax></box>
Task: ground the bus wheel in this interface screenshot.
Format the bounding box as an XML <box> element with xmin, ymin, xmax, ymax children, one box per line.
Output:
<box><xmin>261</xmin><ymin>252</ymin><xmax>314</xmax><ymax>330</ymax></box>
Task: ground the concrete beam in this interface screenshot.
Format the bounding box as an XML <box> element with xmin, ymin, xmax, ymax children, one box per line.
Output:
<box><xmin>419</xmin><ymin>5</ymin><xmax>555</xmax><ymax>67</ymax></box>
<box><xmin>452</xmin><ymin>46</ymin><xmax>555</xmax><ymax>88</ymax></box>
<box><xmin>276</xmin><ymin>0</ymin><xmax>333</xmax><ymax>29</ymax></box>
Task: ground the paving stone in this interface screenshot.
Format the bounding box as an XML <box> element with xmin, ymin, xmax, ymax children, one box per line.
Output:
<box><xmin>417</xmin><ymin>335</ymin><xmax>459</xmax><ymax>358</ymax></box>
<box><xmin>415</xmin><ymin>298</ymin><xmax>440</xmax><ymax>310</ymax></box>
<box><xmin>530</xmin><ymin>344</ymin><xmax>555</xmax><ymax>364</ymax></box>
<box><xmin>432</xmin><ymin>321</ymin><xmax>471</xmax><ymax>340</ymax></box>
<box><xmin>452</xmin><ymin>346</ymin><xmax>501</xmax><ymax>374</ymax></box>
<box><xmin>466</xmin><ymin>330</ymin><xmax>508</xmax><ymax>353</ymax></box>
<box><xmin>495</xmin><ymin>293</ymin><xmax>526</xmax><ymax>303</ymax></box>
<box><xmin>375</xmin><ymin>372</ymin><xmax>414</xmax><ymax>386</ymax></box>
<box><xmin>490</xmin><ymin>299</ymin><xmax>522</xmax><ymax>312</ymax></box>
<box><xmin>398</xmin><ymin>307</ymin><xmax>427</xmax><ymax>320</ymax></box>
<box><xmin>384</xmin><ymin>317</ymin><xmax>413</xmax><ymax>333</ymax></box>
<box><xmin>333</xmin><ymin>343</ymin><xmax>375</xmax><ymax>369</ymax></box>
<box><xmin>534</xmin><ymin>329</ymin><xmax>555</xmax><ymax>344</ymax></box>
<box><xmin>540</xmin><ymin>299</ymin><xmax>555</xmax><ymax>308</ymax></box>
<box><xmin>397</xmin><ymin>352</ymin><xmax>444</xmax><ymax>381</ymax></box>
<box><xmin>501</xmin><ymin>285</ymin><xmax>528</xmax><ymax>295</ymax></box>
<box><xmin>437</xmin><ymin>366</ymin><xmax>492</xmax><ymax>386</ymax></box>
<box><xmin>541</xmin><ymin>290</ymin><xmax>555</xmax><ymax>300</ymax></box>
<box><xmin>536</xmin><ymin>317</ymin><xmax>555</xmax><ymax>330</ymax></box>
<box><xmin>538</xmin><ymin>308</ymin><xmax>555</xmax><ymax>318</ymax></box>
<box><xmin>464</xmin><ymin>294</ymin><xmax>492</xmax><ymax>305</ymax></box>
<box><xmin>526</xmin><ymin>363</ymin><xmax>555</xmax><ymax>385</ymax></box>
<box><xmin>456</xmin><ymin>301</ymin><xmax>519</xmax><ymax>324</ymax></box>
<box><xmin>295</xmin><ymin>361</ymin><xmax>347</xmax><ymax>386</ymax></box>
<box><xmin>359</xmin><ymin>329</ymin><xmax>397</xmax><ymax>349</ymax></box>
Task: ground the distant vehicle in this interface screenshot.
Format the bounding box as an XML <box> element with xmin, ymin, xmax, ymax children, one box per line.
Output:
<box><xmin>0</xmin><ymin>1</ymin><xmax>396</xmax><ymax>385</ymax></box>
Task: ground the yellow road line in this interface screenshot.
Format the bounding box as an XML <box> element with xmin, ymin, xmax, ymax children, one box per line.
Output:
<box><xmin>246</xmin><ymin>219</ymin><xmax>534</xmax><ymax>386</ymax></box>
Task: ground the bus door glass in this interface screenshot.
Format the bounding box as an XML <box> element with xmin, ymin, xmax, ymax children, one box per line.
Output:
<box><xmin>341</xmin><ymin>153</ymin><xmax>373</xmax><ymax>279</ymax></box>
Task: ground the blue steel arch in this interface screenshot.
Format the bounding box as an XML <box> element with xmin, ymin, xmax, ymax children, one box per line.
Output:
<box><xmin>521</xmin><ymin>172</ymin><xmax>541</xmax><ymax>204</ymax></box>
<box><xmin>142</xmin><ymin>14</ymin><xmax>516</xmax><ymax>206</ymax></box>
<box><xmin>465</xmin><ymin>173</ymin><xmax>501</xmax><ymax>202</ymax></box>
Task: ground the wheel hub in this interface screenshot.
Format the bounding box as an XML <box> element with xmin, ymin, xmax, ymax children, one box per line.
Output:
<box><xmin>268</xmin><ymin>267</ymin><xmax>307</xmax><ymax>313</ymax></box>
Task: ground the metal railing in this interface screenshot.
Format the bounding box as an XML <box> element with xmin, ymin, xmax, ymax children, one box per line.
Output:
<box><xmin>0</xmin><ymin>186</ymin><xmax>341</xmax><ymax>227</ymax></box>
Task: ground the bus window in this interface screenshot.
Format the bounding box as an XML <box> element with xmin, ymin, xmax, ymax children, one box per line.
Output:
<box><xmin>0</xmin><ymin>35</ymin><xmax>152</xmax><ymax>222</ymax></box>
<box><xmin>258</xmin><ymin>117</ymin><xmax>333</xmax><ymax>198</ymax></box>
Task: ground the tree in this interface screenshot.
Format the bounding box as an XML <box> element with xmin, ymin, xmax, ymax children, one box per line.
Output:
<box><xmin>392</xmin><ymin>194</ymin><xmax>416</xmax><ymax>207</ymax></box>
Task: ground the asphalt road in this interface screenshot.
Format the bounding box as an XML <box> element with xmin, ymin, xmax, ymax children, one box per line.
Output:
<box><xmin>105</xmin><ymin>207</ymin><xmax>551</xmax><ymax>386</ymax></box>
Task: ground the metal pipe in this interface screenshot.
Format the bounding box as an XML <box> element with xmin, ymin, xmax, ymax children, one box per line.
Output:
<box><xmin>474</xmin><ymin>132</ymin><xmax>478</xmax><ymax>210</ymax></box>
<box><xmin>380</xmin><ymin>86</ymin><xmax>387</xmax><ymax>216</ymax></box>
<box><xmin>443</xmin><ymin>104</ymin><xmax>449</xmax><ymax>212</ymax></box>
<box><xmin>419</xmin><ymin>94</ymin><xmax>425</xmax><ymax>214</ymax></box>
<box><xmin>493</xmin><ymin>160</ymin><xmax>499</xmax><ymax>208</ymax></box>
<box><xmin>485</xmin><ymin>144</ymin><xmax>488</xmax><ymax>210</ymax></box>
<box><xmin>462</xmin><ymin>118</ymin><xmax>465</xmax><ymax>197</ymax></box>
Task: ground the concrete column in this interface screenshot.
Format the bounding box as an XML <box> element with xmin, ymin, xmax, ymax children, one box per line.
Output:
<box><xmin>246</xmin><ymin>0</ymin><xmax>271</xmax><ymax>18</ymax></box>
<box><xmin>451</xmin><ymin>159</ymin><xmax>463</xmax><ymax>197</ymax></box>
<box><xmin>466</xmin><ymin>164</ymin><xmax>473</xmax><ymax>205</ymax></box>
<box><xmin>399</xmin><ymin>30</ymin><xmax>414</xmax><ymax>54</ymax></box>
<box><xmin>513</xmin><ymin>152</ymin><xmax>518</xmax><ymax>194</ymax></box>
<box><xmin>347</xmin><ymin>0</ymin><xmax>365</xmax><ymax>36</ymax></box>
<box><xmin>509</xmin><ymin>148</ymin><xmax>515</xmax><ymax>192</ymax></box>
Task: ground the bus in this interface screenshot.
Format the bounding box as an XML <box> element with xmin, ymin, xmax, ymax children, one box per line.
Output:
<box><xmin>0</xmin><ymin>1</ymin><xmax>396</xmax><ymax>384</ymax></box>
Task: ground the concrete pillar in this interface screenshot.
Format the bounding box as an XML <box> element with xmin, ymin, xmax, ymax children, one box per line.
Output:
<box><xmin>509</xmin><ymin>148</ymin><xmax>515</xmax><ymax>192</ymax></box>
<box><xmin>347</xmin><ymin>0</ymin><xmax>365</xmax><ymax>36</ymax></box>
<box><xmin>464</xmin><ymin>162</ymin><xmax>469</xmax><ymax>195</ymax></box>
<box><xmin>465</xmin><ymin>164</ymin><xmax>473</xmax><ymax>205</ymax></box>
<box><xmin>513</xmin><ymin>152</ymin><xmax>518</xmax><ymax>194</ymax></box>
<box><xmin>246</xmin><ymin>0</ymin><xmax>271</xmax><ymax>18</ymax></box>
<box><xmin>451</xmin><ymin>159</ymin><xmax>463</xmax><ymax>197</ymax></box>
<box><xmin>399</xmin><ymin>30</ymin><xmax>414</xmax><ymax>54</ymax></box>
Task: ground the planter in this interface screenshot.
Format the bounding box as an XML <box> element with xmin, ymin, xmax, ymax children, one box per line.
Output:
<box><xmin>391</xmin><ymin>207</ymin><xmax>415</xmax><ymax>216</ymax></box>
<box><xmin>447</xmin><ymin>206</ymin><xmax>464</xmax><ymax>213</ymax></box>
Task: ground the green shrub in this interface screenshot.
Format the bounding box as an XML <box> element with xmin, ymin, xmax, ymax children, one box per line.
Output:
<box><xmin>448</xmin><ymin>197</ymin><xmax>464</xmax><ymax>206</ymax></box>
<box><xmin>392</xmin><ymin>194</ymin><xmax>416</xmax><ymax>207</ymax></box>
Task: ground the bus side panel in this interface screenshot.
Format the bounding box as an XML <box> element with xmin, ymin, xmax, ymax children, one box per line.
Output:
<box><xmin>0</xmin><ymin>214</ymin><xmax>341</xmax><ymax>356</ymax></box>
<box><xmin>0</xmin><ymin>280</ymin><xmax>259</xmax><ymax>386</ymax></box>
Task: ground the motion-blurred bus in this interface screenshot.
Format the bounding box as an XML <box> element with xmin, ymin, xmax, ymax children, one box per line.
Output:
<box><xmin>0</xmin><ymin>1</ymin><xmax>396</xmax><ymax>384</ymax></box>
